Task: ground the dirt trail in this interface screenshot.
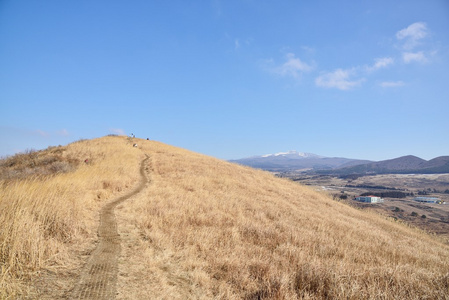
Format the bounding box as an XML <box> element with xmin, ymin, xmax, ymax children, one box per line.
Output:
<box><xmin>70</xmin><ymin>155</ymin><xmax>150</xmax><ymax>299</ymax></box>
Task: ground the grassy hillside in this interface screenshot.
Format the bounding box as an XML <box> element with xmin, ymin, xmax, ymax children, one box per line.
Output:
<box><xmin>1</xmin><ymin>136</ymin><xmax>449</xmax><ymax>299</ymax></box>
<box><xmin>0</xmin><ymin>136</ymin><xmax>144</xmax><ymax>298</ymax></box>
<box><xmin>117</xmin><ymin>140</ymin><xmax>449</xmax><ymax>299</ymax></box>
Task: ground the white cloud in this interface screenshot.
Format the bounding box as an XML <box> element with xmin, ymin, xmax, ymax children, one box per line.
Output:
<box><xmin>396</xmin><ymin>22</ymin><xmax>428</xmax><ymax>41</ymax></box>
<box><xmin>367</xmin><ymin>57</ymin><xmax>394</xmax><ymax>72</ymax></box>
<box><xmin>380</xmin><ymin>81</ymin><xmax>405</xmax><ymax>88</ymax></box>
<box><xmin>315</xmin><ymin>68</ymin><xmax>364</xmax><ymax>90</ymax></box>
<box><xmin>32</xmin><ymin>129</ymin><xmax>70</xmax><ymax>138</ymax></box>
<box><xmin>275</xmin><ymin>53</ymin><xmax>313</xmax><ymax>79</ymax></box>
<box><xmin>109</xmin><ymin>128</ymin><xmax>125</xmax><ymax>135</ymax></box>
<box><xmin>34</xmin><ymin>130</ymin><xmax>49</xmax><ymax>137</ymax></box>
<box><xmin>56</xmin><ymin>129</ymin><xmax>69</xmax><ymax>136</ymax></box>
<box><xmin>396</xmin><ymin>22</ymin><xmax>428</xmax><ymax>50</ymax></box>
<box><xmin>234</xmin><ymin>39</ymin><xmax>240</xmax><ymax>49</ymax></box>
<box><xmin>402</xmin><ymin>51</ymin><xmax>428</xmax><ymax>63</ymax></box>
<box><xmin>232</xmin><ymin>37</ymin><xmax>252</xmax><ymax>50</ymax></box>
<box><xmin>394</xmin><ymin>23</ymin><xmax>435</xmax><ymax>65</ymax></box>
<box><xmin>301</xmin><ymin>46</ymin><xmax>315</xmax><ymax>54</ymax></box>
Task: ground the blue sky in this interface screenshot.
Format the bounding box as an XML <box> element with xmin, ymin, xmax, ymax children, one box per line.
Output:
<box><xmin>1</xmin><ymin>0</ymin><xmax>448</xmax><ymax>161</ymax></box>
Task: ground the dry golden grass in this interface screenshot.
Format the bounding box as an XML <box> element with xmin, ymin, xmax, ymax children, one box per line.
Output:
<box><xmin>0</xmin><ymin>146</ymin><xmax>79</xmax><ymax>180</ymax></box>
<box><xmin>117</xmin><ymin>140</ymin><xmax>449</xmax><ymax>299</ymax></box>
<box><xmin>1</xmin><ymin>136</ymin><xmax>449</xmax><ymax>299</ymax></box>
<box><xmin>0</xmin><ymin>136</ymin><xmax>143</xmax><ymax>299</ymax></box>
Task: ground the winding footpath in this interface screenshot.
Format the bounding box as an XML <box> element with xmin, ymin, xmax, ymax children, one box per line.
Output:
<box><xmin>70</xmin><ymin>155</ymin><xmax>150</xmax><ymax>299</ymax></box>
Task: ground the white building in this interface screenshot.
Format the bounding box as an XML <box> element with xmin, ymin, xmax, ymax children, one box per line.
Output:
<box><xmin>355</xmin><ymin>195</ymin><xmax>384</xmax><ymax>203</ymax></box>
<box><xmin>413</xmin><ymin>197</ymin><xmax>439</xmax><ymax>203</ymax></box>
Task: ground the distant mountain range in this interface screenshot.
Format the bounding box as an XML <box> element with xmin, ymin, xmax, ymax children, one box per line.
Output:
<box><xmin>230</xmin><ymin>151</ymin><xmax>449</xmax><ymax>174</ymax></box>
<box><xmin>321</xmin><ymin>155</ymin><xmax>449</xmax><ymax>175</ymax></box>
<box><xmin>229</xmin><ymin>150</ymin><xmax>372</xmax><ymax>172</ymax></box>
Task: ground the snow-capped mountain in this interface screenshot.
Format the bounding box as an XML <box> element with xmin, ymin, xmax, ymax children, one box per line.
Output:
<box><xmin>261</xmin><ymin>150</ymin><xmax>324</xmax><ymax>159</ymax></box>
<box><xmin>229</xmin><ymin>151</ymin><xmax>371</xmax><ymax>172</ymax></box>
<box><xmin>230</xmin><ymin>151</ymin><xmax>449</xmax><ymax>174</ymax></box>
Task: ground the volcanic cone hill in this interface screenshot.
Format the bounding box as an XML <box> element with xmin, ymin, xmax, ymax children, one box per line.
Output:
<box><xmin>1</xmin><ymin>136</ymin><xmax>448</xmax><ymax>299</ymax></box>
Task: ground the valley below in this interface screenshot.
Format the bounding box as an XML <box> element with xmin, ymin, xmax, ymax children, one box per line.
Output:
<box><xmin>280</xmin><ymin>172</ymin><xmax>449</xmax><ymax>243</ymax></box>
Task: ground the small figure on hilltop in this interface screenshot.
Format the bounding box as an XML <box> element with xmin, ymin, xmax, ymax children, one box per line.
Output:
<box><xmin>146</xmin><ymin>138</ymin><xmax>149</xmax><ymax>140</ymax></box>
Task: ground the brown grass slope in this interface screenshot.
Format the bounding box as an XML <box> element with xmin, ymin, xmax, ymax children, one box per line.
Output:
<box><xmin>1</xmin><ymin>136</ymin><xmax>449</xmax><ymax>299</ymax></box>
<box><xmin>0</xmin><ymin>136</ymin><xmax>144</xmax><ymax>299</ymax></box>
<box><xmin>118</xmin><ymin>139</ymin><xmax>449</xmax><ymax>299</ymax></box>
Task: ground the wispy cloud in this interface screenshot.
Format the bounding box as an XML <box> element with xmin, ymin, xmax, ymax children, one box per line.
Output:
<box><xmin>366</xmin><ymin>57</ymin><xmax>394</xmax><ymax>72</ymax></box>
<box><xmin>56</xmin><ymin>129</ymin><xmax>69</xmax><ymax>136</ymax></box>
<box><xmin>396</xmin><ymin>22</ymin><xmax>432</xmax><ymax>63</ymax></box>
<box><xmin>212</xmin><ymin>0</ymin><xmax>223</xmax><ymax>18</ymax></box>
<box><xmin>34</xmin><ymin>130</ymin><xmax>49</xmax><ymax>137</ymax></box>
<box><xmin>380</xmin><ymin>81</ymin><xmax>405</xmax><ymax>88</ymax></box>
<box><xmin>396</xmin><ymin>22</ymin><xmax>428</xmax><ymax>50</ymax></box>
<box><xmin>301</xmin><ymin>46</ymin><xmax>315</xmax><ymax>54</ymax></box>
<box><xmin>274</xmin><ymin>53</ymin><xmax>313</xmax><ymax>79</ymax></box>
<box><xmin>232</xmin><ymin>37</ymin><xmax>252</xmax><ymax>50</ymax></box>
<box><xmin>234</xmin><ymin>39</ymin><xmax>240</xmax><ymax>49</ymax></box>
<box><xmin>265</xmin><ymin>22</ymin><xmax>434</xmax><ymax>90</ymax></box>
<box><xmin>109</xmin><ymin>128</ymin><xmax>125</xmax><ymax>135</ymax></box>
<box><xmin>402</xmin><ymin>51</ymin><xmax>428</xmax><ymax>64</ymax></box>
<box><xmin>34</xmin><ymin>129</ymin><xmax>70</xmax><ymax>137</ymax></box>
<box><xmin>315</xmin><ymin>68</ymin><xmax>364</xmax><ymax>90</ymax></box>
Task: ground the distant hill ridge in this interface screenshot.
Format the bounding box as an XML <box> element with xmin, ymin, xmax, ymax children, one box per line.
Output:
<box><xmin>328</xmin><ymin>155</ymin><xmax>449</xmax><ymax>175</ymax></box>
<box><xmin>231</xmin><ymin>151</ymin><xmax>449</xmax><ymax>174</ymax></box>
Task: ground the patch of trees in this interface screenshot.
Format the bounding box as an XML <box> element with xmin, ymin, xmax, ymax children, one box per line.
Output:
<box><xmin>338</xmin><ymin>174</ymin><xmax>363</xmax><ymax>180</ymax></box>
<box><xmin>332</xmin><ymin>194</ymin><xmax>348</xmax><ymax>201</ymax></box>
<box><xmin>346</xmin><ymin>184</ymin><xmax>399</xmax><ymax>190</ymax></box>
<box><xmin>418</xmin><ymin>188</ymin><xmax>449</xmax><ymax>194</ymax></box>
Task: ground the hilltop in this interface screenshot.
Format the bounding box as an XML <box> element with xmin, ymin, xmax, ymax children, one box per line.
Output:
<box><xmin>1</xmin><ymin>136</ymin><xmax>449</xmax><ymax>299</ymax></box>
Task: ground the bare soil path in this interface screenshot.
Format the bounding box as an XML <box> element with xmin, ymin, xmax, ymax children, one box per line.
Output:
<box><xmin>70</xmin><ymin>155</ymin><xmax>150</xmax><ymax>299</ymax></box>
